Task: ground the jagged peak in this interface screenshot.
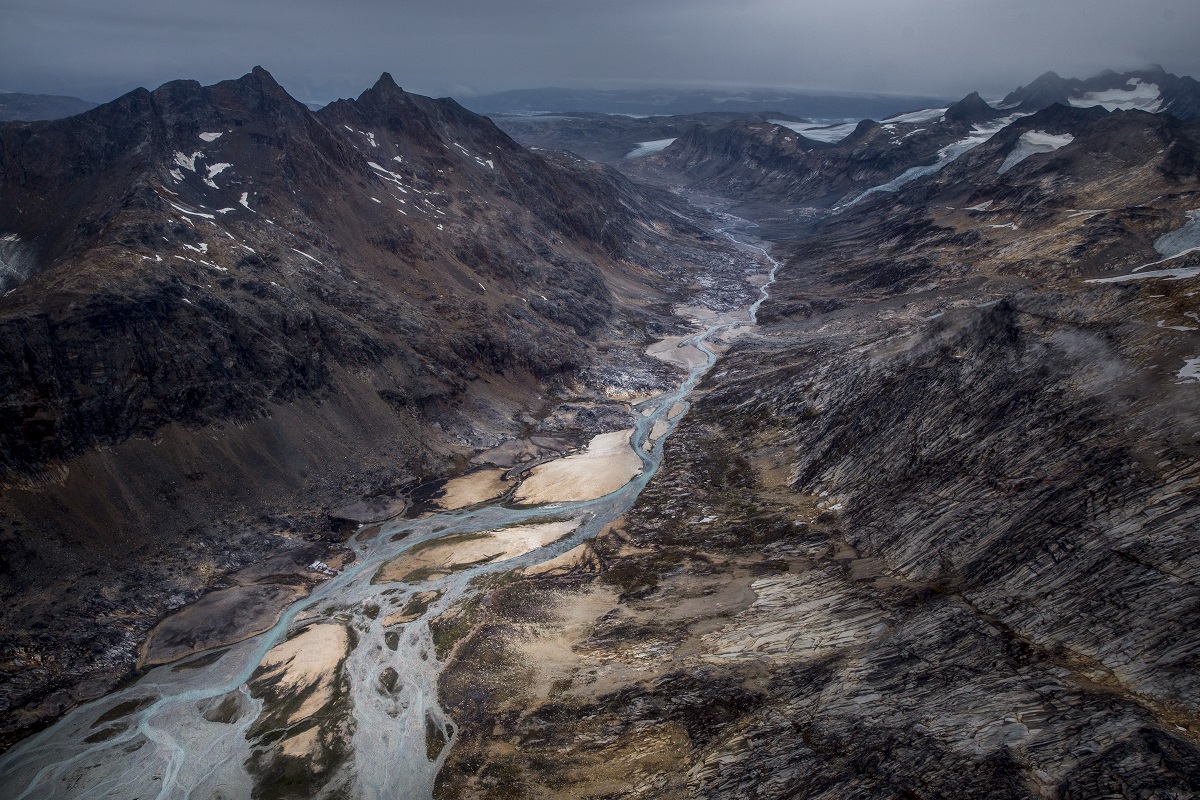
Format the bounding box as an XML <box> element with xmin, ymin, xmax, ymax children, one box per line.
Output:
<box><xmin>354</xmin><ymin>71</ymin><xmax>414</xmax><ymax>109</ymax></box>
<box><xmin>845</xmin><ymin>118</ymin><xmax>879</xmax><ymax>142</ymax></box>
<box><xmin>373</xmin><ymin>72</ymin><xmax>402</xmax><ymax>93</ymax></box>
<box><xmin>944</xmin><ymin>91</ymin><xmax>1000</xmax><ymax>124</ymax></box>
<box><xmin>240</xmin><ymin>65</ymin><xmax>286</xmax><ymax>92</ymax></box>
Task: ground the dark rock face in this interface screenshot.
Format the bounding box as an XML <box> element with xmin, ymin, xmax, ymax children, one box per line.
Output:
<box><xmin>943</xmin><ymin>91</ymin><xmax>1003</xmax><ymax>125</ymax></box>
<box><xmin>434</xmin><ymin>97</ymin><xmax>1200</xmax><ymax>799</ymax></box>
<box><xmin>0</xmin><ymin>67</ymin><xmax>737</xmax><ymax>749</ymax></box>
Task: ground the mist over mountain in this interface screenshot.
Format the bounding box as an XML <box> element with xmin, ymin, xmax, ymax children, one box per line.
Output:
<box><xmin>0</xmin><ymin>92</ymin><xmax>98</xmax><ymax>122</ymax></box>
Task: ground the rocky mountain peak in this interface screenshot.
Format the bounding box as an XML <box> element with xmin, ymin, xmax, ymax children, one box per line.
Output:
<box><xmin>843</xmin><ymin>117</ymin><xmax>880</xmax><ymax>143</ymax></box>
<box><xmin>944</xmin><ymin>91</ymin><xmax>1002</xmax><ymax>124</ymax></box>
<box><xmin>1001</xmin><ymin>70</ymin><xmax>1071</xmax><ymax>110</ymax></box>
<box><xmin>370</xmin><ymin>71</ymin><xmax>403</xmax><ymax>95</ymax></box>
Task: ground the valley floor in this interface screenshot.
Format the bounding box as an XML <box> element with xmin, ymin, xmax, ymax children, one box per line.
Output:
<box><xmin>433</xmin><ymin>187</ymin><xmax>1200</xmax><ymax>798</ymax></box>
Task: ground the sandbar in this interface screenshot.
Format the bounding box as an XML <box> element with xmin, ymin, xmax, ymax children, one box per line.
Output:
<box><xmin>512</xmin><ymin>429</ymin><xmax>642</xmax><ymax>504</ymax></box>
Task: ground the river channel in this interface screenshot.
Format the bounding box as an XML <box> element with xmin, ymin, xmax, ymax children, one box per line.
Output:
<box><xmin>0</xmin><ymin>223</ymin><xmax>781</xmax><ymax>800</ymax></box>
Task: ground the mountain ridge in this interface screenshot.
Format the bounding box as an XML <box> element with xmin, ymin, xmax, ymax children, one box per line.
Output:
<box><xmin>0</xmin><ymin>66</ymin><xmax>746</xmax><ymax>750</ymax></box>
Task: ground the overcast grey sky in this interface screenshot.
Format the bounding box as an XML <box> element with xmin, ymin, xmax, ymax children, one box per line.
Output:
<box><xmin>2</xmin><ymin>0</ymin><xmax>1197</xmax><ymax>105</ymax></box>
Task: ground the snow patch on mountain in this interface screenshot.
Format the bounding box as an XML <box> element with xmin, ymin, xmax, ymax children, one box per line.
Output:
<box><xmin>199</xmin><ymin>132</ymin><xmax>223</xmax><ymax>142</ymax></box>
<box><xmin>168</xmin><ymin>201</ymin><xmax>215</xmax><ymax>219</ymax></box>
<box><xmin>625</xmin><ymin>138</ymin><xmax>677</xmax><ymax>158</ymax></box>
<box><xmin>998</xmin><ymin>131</ymin><xmax>1075</xmax><ymax>174</ymax></box>
<box><xmin>203</xmin><ymin>163</ymin><xmax>233</xmax><ymax>189</ymax></box>
<box><xmin>882</xmin><ymin>107</ymin><xmax>948</xmax><ymax>124</ymax></box>
<box><xmin>771</xmin><ymin>120</ymin><xmax>858</xmax><ymax>143</ymax></box>
<box><xmin>0</xmin><ymin>233</ymin><xmax>37</xmax><ymax>292</ymax></box>
<box><xmin>174</xmin><ymin>151</ymin><xmax>203</xmax><ymax>172</ymax></box>
<box><xmin>1178</xmin><ymin>358</ymin><xmax>1200</xmax><ymax>383</ymax></box>
<box><xmin>368</xmin><ymin>161</ymin><xmax>411</xmax><ymax>193</ymax></box>
<box><xmin>1155</xmin><ymin>210</ymin><xmax>1200</xmax><ymax>258</ymax></box>
<box><xmin>1069</xmin><ymin>79</ymin><xmax>1162</xmax><ymax>112</ymax></box>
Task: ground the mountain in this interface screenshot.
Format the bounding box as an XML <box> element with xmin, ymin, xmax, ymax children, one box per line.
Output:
<box><xmin>629</xmin><ymin>93</ymin><xmax>991</xmax><ymax>210</ymax></box>
<box><xmin>942</xmin><ymin>90</ymin><xmax>1004</xmax><ymax>125</ymax></box>
<box><xmin>5</xmin><ymin>62</ymin><xmax>1200</xmax><ymax>799</ymax></box>
<box><xmin>488</xmin><ymin>110</ymin><xmax>805</xmax><ymax>163</ymax></box>
<box><xmin>0</xmin><ymin>67</ymin><xmax>741</xmax><ymax>748</ymax></box>
<box><xmin>458</xmin><ymin>86</ymin><xmax>952</xmax><ymax>120</ymax></box>
<box><xmin>0</xmin><ymin>91</ymin><xmax>97</xmax><ymax>121</ymax></box>
<box><xmin>435</xmin><ymin>87</ymin><xmax>1200</xmax><ymax>800</ymax></box>
<box><xmin>1001</xmin><ymin>65</ymin><xmax>1200</xmax><ymax>120</ymax></box>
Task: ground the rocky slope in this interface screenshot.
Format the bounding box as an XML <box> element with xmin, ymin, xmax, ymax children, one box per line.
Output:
<box><xmin>0</xmin><ymin>68</ymin><xmax>748</xmax><ymax>749</ymax></box>
<box><xmin>628</xmin><ymin>91</ymin><xmax>1016</xmax><ymax>211</ymax></box>
<box><xmin>434</xmin><ymin>93</ymin><xmax>1200</xmax><ymax>797</ymax></box>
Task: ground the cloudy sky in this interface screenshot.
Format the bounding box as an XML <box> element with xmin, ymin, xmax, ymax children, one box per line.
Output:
<box><xmin>2</xmin><ymin>0</ymin><xmax>1197</xmax><ymax>105</ymax></box>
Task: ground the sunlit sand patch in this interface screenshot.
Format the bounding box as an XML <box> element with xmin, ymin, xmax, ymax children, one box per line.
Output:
<box><xmin>524</xmin><ymin>541</ymin><xmax>600</xmax><ymax>577</ymax></box>
<box><xmin>279</xmin><ymin>726</ymin><xmax>321</xmax><ymax>758</ymax></box>
<box><xmin>512</xmin><ymin>429</ymin><xmax>642</xmax><ymax>504</ymax></box>
<box><xmin>668</xmin><ymin>402</ymin><xmax>687</xmax><ymax>419</ymax></box>
<box><xmin>642</xmin><ymin>418</ymin><xmax>670</xmax><ymax>452</ymax></box>
<box><xmin>434</xmin><ymin>467</ymin><xmax>511</xmax><ymax>510</ymax></box>
<box><xmin>674</xmin><ymin>303</ymin><xmax>751</xmax><ymax>326</ymax></box>
<box><xmin>375</xmin><ymin>519</ymin><xmax>580</xmax><ymax>583</ymax></box>
<box><xmin>646</xmin><ymin>335</ymin><xmax>707</xmax><ymax>370</ymax></box>
<box><xmin>254</xmin><ymin>623</ymin><xmax>349</xmax><ymax>725</ymax></box>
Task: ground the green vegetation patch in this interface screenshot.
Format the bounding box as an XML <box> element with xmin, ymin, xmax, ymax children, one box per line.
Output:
<box><xmin>378</xmin><ymin>667</ymin><xmax>400</xmax><ymax>694</ymax></box>
<box><xmin>398</xmin><ymin>590</ymin><xmax>444</xmax><ymax>620</ymax></box>
<box><xmin>425</xmin><ymin>713</ymin><xmax>448</xmax><ymax>761</ymax></box>
<box><xmin>430</xmin><ymin>595</ymin><xmax>484</xmax><ymax>660</ymax></box>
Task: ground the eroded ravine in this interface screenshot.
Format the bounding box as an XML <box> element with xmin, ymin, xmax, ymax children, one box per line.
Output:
<box><xmin>0</xmin><ymin>220</ymin><xmax>781</xmax><ymax>800</ymax></box>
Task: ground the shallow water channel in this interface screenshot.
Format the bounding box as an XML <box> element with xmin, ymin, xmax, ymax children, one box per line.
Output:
<box><xmin>0</xmin><ymin>227</ymin><xmax>781</xmax><ymax>800</ymax></box>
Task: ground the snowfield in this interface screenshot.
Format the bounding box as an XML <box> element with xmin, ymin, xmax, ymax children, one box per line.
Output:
<box><xmin>625</xmin><ymin>138</ymin><xmax>677</xmax><ymax>158</ymax></box>
<box><xmin>841</xmin><ymin>114</ymin><xmax>1026</xmax><ymax>208</ymax></box>
<box><xmin>1154</xmin><ymin>210</ymin><xmax>1200</xmax><ymax>258</ymax></box>
<box><xmin>998</xmin><ymin>131</ymin><xmax>1075</xmax><ymax>174</ymax></box>
<box><xmin>1069</xmin><ymin>79</ymin><xmax>1163</xmax><ymax>112</ymax></box>
<box><xmin>881</xmin><ymin>107</ymin><xmax>948</xmax><ymax>124</ymax></box>
<box><xmin>771</xmin><ymin>120</ymin><xmax>859</xmax><ymax>143</ymax></box>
